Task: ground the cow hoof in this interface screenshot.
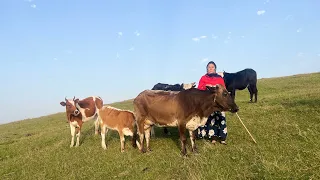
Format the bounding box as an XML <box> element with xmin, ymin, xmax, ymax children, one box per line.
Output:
<box><xmin>141</xmin><ymin>148</ymin><xmax>147</xmax><ymax>153</ymax></box>
<box><xmin>147</xmin><ymin>148</ymin><xmax>152</xmax><ymax>152</ymax></box>
<box><xmin>192</xmin><ymin>148</ymin><xmax>199</xmax><ymax>154</ymax></box>
<box><xmin>121</xmin><ymin>149</ymin><xmax>125</xmax><ymax>153</ymax></box>
<box><xmin>102</xmin><ymin>145</ymin><xmax>107</xmax><ymax>150</ymax></box>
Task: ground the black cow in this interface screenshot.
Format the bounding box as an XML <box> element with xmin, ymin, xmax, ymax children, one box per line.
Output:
<box><xmin>220</xmin><ymin>68</ymin><xmax>258</xmax><ymax>103</ymax></box>
<box><xmin>151</xmin><ymin>82</ymin><xmax>196</xmax><ymax>91</ymax></box>
<box><xmin>150</xmin><ymin>82</ymin><xmax>196</xmax><ymax>137</ymax></box>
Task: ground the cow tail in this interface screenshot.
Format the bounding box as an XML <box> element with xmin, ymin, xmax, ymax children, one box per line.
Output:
<box><xmin>131</xmin><ymin>113</ymin><xmax>141</xmax><ymax>150</ymax></box>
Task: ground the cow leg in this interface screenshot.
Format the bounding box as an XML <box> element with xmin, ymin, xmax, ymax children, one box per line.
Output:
<box><xmin>137</xmin><ymin>120</ymin><xmax>146</xmax><ymax>153</ymax></box>
<box><xmin>253</xmin><ymin>84</ymin><xmax>258</xmax><ymax>103</ymax></box>
<box><xmin>178</xmin><ymin>123</ymin><xmax>187</xmax><ymax>157</ymax></box>
<box><xmin>248</xmin><ymin>85</ymin><xmax>253</xmax><ymax>102</ymax></box>
<box><xmin>119</xmin><ymin>131</ymin><xmax>125</xmax><ymax>153</ymax></box>
<box><xmin>69</xmin><ymin>124</ymin><xmax>76</xmax><ymax>148</ymax></box>
<box><xmin>164</xmin><ymin>127</ymin><xmax>171</xmax><ymax>135</ymax></box>
<box><xmin>75</xmin><ymin>126</ymin><xmax>81</xmax><ymax>147</ymax></box>
<box><xmin>144</xmin><ymin>125</ymin><xmax>152</xmax><ymax>152</ymax></box>
<box><xmin>101</xmin><ymin>125</ymin><xmax>108</xmax><ymax>150</ymax></box>
<box><xmin>230</xmin><ymin>90</ymin><xmax>236</xmax><ymax>101</ymax></box>
<box><xmin>189</xmin><ymin>130</ymin><xmax>198</xmax><ymax>153</ymax></box>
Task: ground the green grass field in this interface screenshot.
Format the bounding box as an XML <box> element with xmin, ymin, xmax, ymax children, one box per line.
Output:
<box><xmin>1</xmin><ymin>72</ymin><xmax>320</xmax><ymax>180</ymax></box>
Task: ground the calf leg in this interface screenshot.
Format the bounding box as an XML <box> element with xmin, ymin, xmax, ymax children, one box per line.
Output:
<box><xmin>69</xmin><ymin>124</ymin><xmax>76</xmax><ymax>148</ymax></box>
<box><xmin>150</xmin><ymin>125</ymin><xmax>155</xmax><ymax>138</ymax></box>
<box><xmin>119</xmin><ymin>131</ymin><xmax>125</xmax><ymax>153</ymax></box>
<box><xmin>94</xmin><ymin>119</ymin><xmax>100</xmax><ymax>135</ymax></box>
<box><xmin>178</xmin><ymin>123</ymin><xmax>187</xmax><ymax>156</ymax></box>
<box><xmin>101</xmin><ymin>125</ymin><xmax>109</xmax><ymax>150</ymax></box>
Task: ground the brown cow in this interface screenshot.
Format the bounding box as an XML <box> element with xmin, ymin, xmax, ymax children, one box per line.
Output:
<box><xmin>133</xmin><ymin>84</ymin><xmax>239</xmax><ymax>156</ymax></box>
<box><xmin>98</xmin><ymin>106</ymin><xmax>141</xmax><ymax>152</ymax></box>
<box><xmin>60</xmin><ymin>96</ymin><xmax>103</xmax><ymax>147</ymax></box>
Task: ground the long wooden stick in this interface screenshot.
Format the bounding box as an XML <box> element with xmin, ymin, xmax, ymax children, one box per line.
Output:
<box><xmin>236</xmin><ymin>112</ymin><xmax>257</xmax><ymax>144</ymax></box>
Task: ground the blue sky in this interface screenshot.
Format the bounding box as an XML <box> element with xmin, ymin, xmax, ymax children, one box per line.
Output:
<box><xmin>1</xmin><ymin>0</ymin><xmax>319</xmax><ymax>124</ymax></box>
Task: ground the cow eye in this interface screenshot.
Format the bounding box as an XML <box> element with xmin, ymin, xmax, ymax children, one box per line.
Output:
<box><xmin>223</xmin><ymin>92</ymin><xmax>228</xmax><ymax>96</ymax></box>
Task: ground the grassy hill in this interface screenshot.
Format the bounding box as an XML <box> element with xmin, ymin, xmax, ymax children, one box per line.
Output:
<box><xmin>1</xmin><ymin>72</ymin><xmax>320</xmax><ymax>180</ymax></box>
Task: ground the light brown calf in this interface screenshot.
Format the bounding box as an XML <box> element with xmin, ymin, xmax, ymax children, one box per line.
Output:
<box><xmin>98</xmin><ymin>106</ymin><xmax>141</xmax><ymax>152</ymax></box>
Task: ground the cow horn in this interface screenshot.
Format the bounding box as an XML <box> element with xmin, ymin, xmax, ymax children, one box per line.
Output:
<box><xmin>73</xmin><ymin>96</ymin><xmax>75</xmax><ymax>101</ymax></box>
<box><xmin>65</xmin><ymin>96</ymin><xmax>67</xmax><ymax>102</ymax></box>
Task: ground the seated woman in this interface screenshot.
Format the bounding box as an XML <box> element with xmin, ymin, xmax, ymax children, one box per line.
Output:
<box><xmin>197</xmin><ymin>61</ymin><xmax>228</xmax><ymax>145</ymax></box>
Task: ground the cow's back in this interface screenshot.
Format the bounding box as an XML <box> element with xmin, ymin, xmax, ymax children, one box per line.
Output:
<box><xmin>133</xmin><ymin>90</ymin><xmax>180</xmax><ymax>123</ymax></box>
<box><xmin>99</xmin><ymin>106</ymin><xmax>135</xmax><ymax>130</ymax></box>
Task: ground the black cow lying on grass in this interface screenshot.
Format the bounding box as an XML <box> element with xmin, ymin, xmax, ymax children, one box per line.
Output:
<box><xmin>218</xmin><ymin>68</ymin><xmax>258</xmax><ymax>103</ymax></box>
<box><xmin>151</xmin><ymin>82</ymin><xmax>196</xmax><ymax>91</ymax></box>
<box><xmin>150</xmin><ymin>82</ymin><xmax>196</xmax><ymax>137</ymax></box>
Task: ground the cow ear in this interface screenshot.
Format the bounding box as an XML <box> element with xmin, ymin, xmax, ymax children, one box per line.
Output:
<box><xmin>60</xmin><ymin>102</ymin><xmax>66</xmax><ymax>106</ymax></box>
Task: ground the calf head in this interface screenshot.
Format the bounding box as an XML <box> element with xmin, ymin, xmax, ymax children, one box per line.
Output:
<box><xmin>182</xmin><ymin>82</ymin><xmax>196</xmax><ymax>90</ymax></box>
<box><xmin>206</xmin><ymin>84</ymin><xmax>239</xmax><ymax>113</ymax></box>
<box><xmin>60</xmin><ymin>96</ymin><xmax>81</xmax><ymax>117</ymax></box>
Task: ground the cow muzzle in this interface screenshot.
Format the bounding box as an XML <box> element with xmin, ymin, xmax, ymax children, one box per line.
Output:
<box><xmin>230</xmin><ymin>106</ymin><xmax>239</xmax><ymax>113</ymax></box>
<box><xmin>74</xmin><ymin>110</ymin><xmax>80</xmax><ymax>116</ymax></box>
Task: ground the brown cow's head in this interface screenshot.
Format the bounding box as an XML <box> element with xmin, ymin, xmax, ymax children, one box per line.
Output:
<box><xmin>60</xmin><ymin>96</ymin><xmax>81</xmax><ymax>116</ymax></box>
<box><xmin>206</xmin><ymin>85</ymin><xmax>239</xmax><ymax>113</ymax></box>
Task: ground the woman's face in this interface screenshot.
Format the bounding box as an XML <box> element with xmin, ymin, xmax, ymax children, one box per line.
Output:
<box><xmin>207</xmin><ymin>64</ymin><xmax>216</xmax><ymax>74</ymax></box>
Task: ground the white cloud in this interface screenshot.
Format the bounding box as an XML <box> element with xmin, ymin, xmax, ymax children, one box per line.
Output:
<box><xmin>116</xmin><ymin>52</ymin><xmax>120</xmax><ymax>59</ymax></box>
<box><xmin>30</xmin><ymin>4</ymin><xmax>36</xmax><ymax>8</ymax></box>
<box><xmin>129</xmin><ymin>46</ymin><xmax>135</xmax><ymax>51</ymax></box>
<box><xmin>65</xmin><ymin>50</ymin><xmax>73</xmax><ymax>54</ymax></box>
<box><xmin>297</xmin><ymin>52</ymin><xmax>304</xmax><ymax>57</ymax></box>
<box><xmin>285</xmin><ymin>15</ymin><xmax>293</xmax><ymax>21</ymax></box>
<box><xmin>317</xmin><ymin>53</ymin><xmax>320</xmax><ymax>57</ymax></box>
<box><xmin>241</xmin><ymin>35</ymin><xmax>245</xmax><ymax>38</ymax></box>
<box><xmin>264</xmin><ymin>0</ymin><xmax>270</xmax><ymax>4</ymax></box>
<box><xmin>212</xmin><ymin>34</ymin><xmax>218</xmax><ymax>39</ymax></box>
<box><xmin>296</xmin><ymin>28</ymin><xmax>302</xmax><ymax>33</ymax></box>
<box><xmin>201</xmin><ymin>58</ymin><xmax>209</xmax><ymax>63</ymax></box>
<box><xmin>192</xmin><ymin>37</ymin><xmax>200</xmax><ymax>42</ymax></box>
<box><xmin>192</xmin><ymin>35</ymin><xmax>207</xmax><ymax>42</ymax></box>
<box><xmin>134</xmin><ymin>31</ymin><xmax>140</xmax><ymax>36</ymax></box>
<box><xmin>228</xmin><ymin>32</ymin><xmax>232</xmax><ymax>34</ymax></box>
<box><xmin>118</xmin><ymin>32</ymin><xmax>122</xmax><ymax>37</ymax></box>
<box><xmin>257</xmin><ymin>10</ymin><xmax>266</xmax><ymax>15</ymax></box>
<box><xmin>25</xmin><ymin>0</ymin><xmax>33</xmax><ymax>2</ymax></box>
<box><xmin>53</xmin><ymin>58</ymin><xmax>58</xmax><ymax>61</ymax></box>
